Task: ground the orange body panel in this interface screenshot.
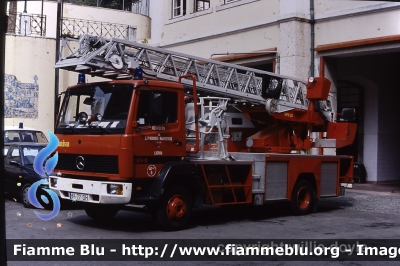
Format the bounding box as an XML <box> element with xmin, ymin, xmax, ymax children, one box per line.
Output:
<box><xmin>271</xmin><ymin>109</ymin><xmax>325</xmax><ymax>126</ymax></box>
<box><xmin>326</xmin><ymin>122</ymin><xmax>357</xmax><ymax>148</ymax></box>
<box><xmin>306</xmin><ymin>77</ymin><xmax>331</xmax><ymax>100</ymax></box>
<box><xmin>247</xmin><ymin>126</ymin><xmax>292</xmax><ymax>153</ymax></box>
<box><xmin>55</xmin><ymin>135</ymin><xmax>134</xmax><ymax>180</ymax></box>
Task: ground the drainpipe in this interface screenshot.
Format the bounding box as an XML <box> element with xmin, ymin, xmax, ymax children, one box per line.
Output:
<box><xmin>40</xmin><ymin>0</ymin><xmax>44</xmax><ymax>36</ymax></box>
<box><xmin>310</xmin><ymin>0</ymin><xmax>315</xmax><ymax>77</ymax></box>
<box><xmin>54</xmin><ymin>0</ymin><xmax>63</xmax><ymax>127</ymax></box>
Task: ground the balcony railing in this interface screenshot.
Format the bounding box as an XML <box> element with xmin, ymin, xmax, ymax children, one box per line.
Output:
<box><xmin>62</xmin><ymin>18</ymin><xmax>136</xmax><ymax>41</ymax></box>
<box><xmin>6</xmin><ymin>12</ymin><xmax>46</xmax><ymax>36</ymax></box>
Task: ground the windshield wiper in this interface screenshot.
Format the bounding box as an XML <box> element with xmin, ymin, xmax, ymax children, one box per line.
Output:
<box><xmin>63</xmin><ymin>127</ymin><xmax>77</xmax><ymax>134</ymax></box>
<box><xmin>89</xmin><ymin>126</ymin><xmax>111</xmax><ymax>134</ymax></box>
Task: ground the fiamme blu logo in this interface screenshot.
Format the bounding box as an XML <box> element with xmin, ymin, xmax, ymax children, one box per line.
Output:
<box><xmin>28</xmin><ymin>131</ymin><xmax>61</xmax><ymax>220</ymax></box>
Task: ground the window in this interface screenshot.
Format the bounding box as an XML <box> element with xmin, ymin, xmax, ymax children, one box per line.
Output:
<box><xmin>136</xmin><ymin>90</ymin><xmax>178</xmax><ymax>125</ymax></box>
<box><xmin>10</xmin><ymin>147</ymin><xmax>20</xmax><ymax>163</ymax></box>
<box><xmin>172</xmin><ymin>0</ymin><xmax>186</xmax><ymax>18</ymax></box>
<box><xmin>195</xmin><ymin>0</ymin><xmax>210</xmax><ymax>12</ymax></box>
<box><xmin>5</xmin><ymin>131</ymin><xmax>20</xmax><ymax>142</ymax></box>
<box><xmin>4</xmin><ymin>130</ymin><xmax>48</xmax><ymax>143</ymax></box>
<box><xmin>22</xmin><ymin>146</ymin><xmax>42</xmax><ymax>165</ymax></box>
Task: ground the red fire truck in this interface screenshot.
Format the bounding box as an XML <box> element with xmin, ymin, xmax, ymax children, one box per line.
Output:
<box><xmin>49</xmin><ymin>35</ymin><xmax>356</xmax><ymax>230</ymax></box>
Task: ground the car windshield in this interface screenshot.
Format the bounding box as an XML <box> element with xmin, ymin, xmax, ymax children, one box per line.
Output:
<box><xmin>55</xmin><ymin>84</ymin><xmax>134</xmax><ymax>134</ymax></box>
<box><xmin>4</xmin><ymin>130</ymin><xmax>48</xmax><ymax>143</ymax></box>
<box><xmin>21</xmin><ymin>146</ymin><xmax>44</xmax><ymax>165</ymax></box>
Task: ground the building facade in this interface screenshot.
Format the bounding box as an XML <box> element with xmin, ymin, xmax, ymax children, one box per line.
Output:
<box><xmin>5</xmin><ymin>0</ymin><xmax>400</xmax><ymax>183</ymax></box>
<box><xmin>5</xmin><ymin>0</ymin><xmax>151</xmax><ymax>134</ymax></box>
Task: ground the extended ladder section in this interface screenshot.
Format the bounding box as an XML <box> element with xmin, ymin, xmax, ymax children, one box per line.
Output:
<box><xmin>56</xmin><ymin>35</ymin><xmax>310</xmax><ymax>112</ymax></box>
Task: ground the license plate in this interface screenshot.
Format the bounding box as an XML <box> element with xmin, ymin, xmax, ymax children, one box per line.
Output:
<box><xmin>69</xmin><ymin>192</ymin><xmax>89</xmax><ymax>202</ymax></box>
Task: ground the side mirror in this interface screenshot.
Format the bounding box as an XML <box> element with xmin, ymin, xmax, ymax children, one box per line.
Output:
<box><xmin>10</xmin><ymin>160</ymin><xmax>21</xmax><ymax>167</ymax></box>
<box><xmin>56</xmin><ymin>91</ymin><xmax>65</xmax><ymax>112</ymax></box>
<box><xmin>83</xmin><ymin>97</ymin><xmax>96</xmax><ymax>105</ymax></box>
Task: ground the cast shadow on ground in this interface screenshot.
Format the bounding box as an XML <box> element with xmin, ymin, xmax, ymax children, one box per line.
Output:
<box><xmin>66</xmin><ymin>196</ymin><xmax>354</xmax><ymax>233</ymax></box>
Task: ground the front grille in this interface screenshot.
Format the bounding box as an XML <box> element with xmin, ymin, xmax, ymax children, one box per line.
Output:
<box><xmin>56</xmin><ymin>154</ymin><xmax>119</xmax><ymax>174</ymax></box>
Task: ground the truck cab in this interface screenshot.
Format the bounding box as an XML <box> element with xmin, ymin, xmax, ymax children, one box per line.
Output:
<box><xmin>52</xmin><ymin>79</ymin><xmax>186</xmax><ymax>205</ymax></box>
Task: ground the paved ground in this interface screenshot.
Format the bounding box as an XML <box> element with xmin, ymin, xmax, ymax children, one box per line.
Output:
<box><xmin>352</xmin><ymin>181</ymin><xmax>400</xmax><ymax>194</ymax></box>
<box><xmin>5</xmin><ymin>183</ymin><xmax>400</xmax><ymax>265</ymax></box>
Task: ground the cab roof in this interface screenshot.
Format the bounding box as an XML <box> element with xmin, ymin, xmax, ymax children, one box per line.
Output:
<box><xmin>66</xmin><ymin>79</ymin><xmax>185</xmax><ymax>91</ymax></box>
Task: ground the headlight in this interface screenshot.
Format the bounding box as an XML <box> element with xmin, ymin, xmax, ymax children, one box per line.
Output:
<box><xmin>107</xmin><ymin>184</ymin><xmax>123</xmax><ymax>195</ymax></box>
<box><xmin>50</xmin><ymin>178</ymin><xmax>58</xmax><ymax>188</ymax></box>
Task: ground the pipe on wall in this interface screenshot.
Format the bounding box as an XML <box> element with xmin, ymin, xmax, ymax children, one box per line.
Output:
<box><xmin>310</xmin><ymin>0</ymin><xmax>315</xmax><ymax>77</ymax></box>
<box><xmin>54</xmin><ymin>0</ymin><xmax>63</xmax><ymax>126</ymax></box>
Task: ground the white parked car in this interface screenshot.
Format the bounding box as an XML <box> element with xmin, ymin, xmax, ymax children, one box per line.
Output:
<box><xmin>4</xmin><ymin>124</ymin><xmax>48</xmax><ymax>144</ymax></box>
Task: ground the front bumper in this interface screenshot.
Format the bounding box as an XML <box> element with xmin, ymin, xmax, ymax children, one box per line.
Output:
<box><xmin>49</xmin><ymin>176</ymin><xmax>132</xmax><ymax>204</ymax></box>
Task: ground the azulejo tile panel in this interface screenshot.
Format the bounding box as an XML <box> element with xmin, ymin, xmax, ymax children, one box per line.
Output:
<box><xmin>4</xmin><ymin>74</ymin><xmax>39</xmax><ymax>119</ymax></box>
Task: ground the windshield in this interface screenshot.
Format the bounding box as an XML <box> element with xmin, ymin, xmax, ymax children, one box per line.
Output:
<box><xmin>55</xmin><ymin>84</ymin><xmax>134</xmax><ymax>134</ymax></box>
<box><xmin>22</xmin><ymin>146</ymin><xmax>44</xmax><ymax>165</ymax></box>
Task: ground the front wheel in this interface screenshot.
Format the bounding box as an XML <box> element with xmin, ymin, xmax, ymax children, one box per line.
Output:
<box><xmin>156</xmin><ymin>187</ymin><xmax>192</xmax><ymax>231</ymax></box>
<box><xmin>291</xmin><ymin>180</ymin><xmax>317</xmax><ymax>215</ymax></box>
<box><xmin>84</xmin><ymin>204</ymin><xmax>120</xmax><ymax>222</ymax></box>
<box><xmin>20</xmin><ymin>183</ymin><xmax>32</xmax><ymax>208</ymax></box>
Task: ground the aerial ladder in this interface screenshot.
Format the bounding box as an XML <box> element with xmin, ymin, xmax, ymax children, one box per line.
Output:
<box><xmin>56</xmin><ymin>34</ymin><xmax>355</xmax><ymax>153</ymax></box>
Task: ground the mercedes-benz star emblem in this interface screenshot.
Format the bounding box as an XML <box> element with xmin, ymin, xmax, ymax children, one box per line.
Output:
<box><xmin>76</xmin><ymin>156</ymin><xmax>85</xmax><ymax>170</ymax></box>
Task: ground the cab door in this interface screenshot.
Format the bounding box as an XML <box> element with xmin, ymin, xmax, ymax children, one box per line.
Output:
<box><xmin>132</xmin><ymin>88</ymin><xmax>185</xmax><ymax>179</ymax></box>
<box><xmin>4</xmin><ymin>146</ymin><xmax>23</xmax><ymax>194</ymax></box>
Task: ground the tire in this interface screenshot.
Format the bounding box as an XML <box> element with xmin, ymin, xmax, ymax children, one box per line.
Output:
<box><xmin>20</xmin><ymin>184</ymin><xmax>32</xmax><ymax>208</ymax></box>
<box><xmin>84</xmin><ymin>204</ymin><xmax>120</xmax><ymax>222</ymax></box>
<box><xmin>291</xmin><ymin>180</ymin><xmax>317</xmax><ymax>215</ymax></box>
<box><xmin>156</xmin><ymin>187</ymin><xmax>192</xmax><ymax>231</ymax></box>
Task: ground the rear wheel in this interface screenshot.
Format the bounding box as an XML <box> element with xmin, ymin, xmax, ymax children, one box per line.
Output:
<box><xmin>156</xmin><ymin>187</ymin><xmax>192</xmax><ymax>231</ymax></box>
<box><xmin>84</xmin><ymin>204</ymin><xmax>120</xmax><ymax>222</ymax></box>
<box><xmin>291</xmin><ymin>180</ymin><xmax>317</xmax><ymax>215</ymax></box>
